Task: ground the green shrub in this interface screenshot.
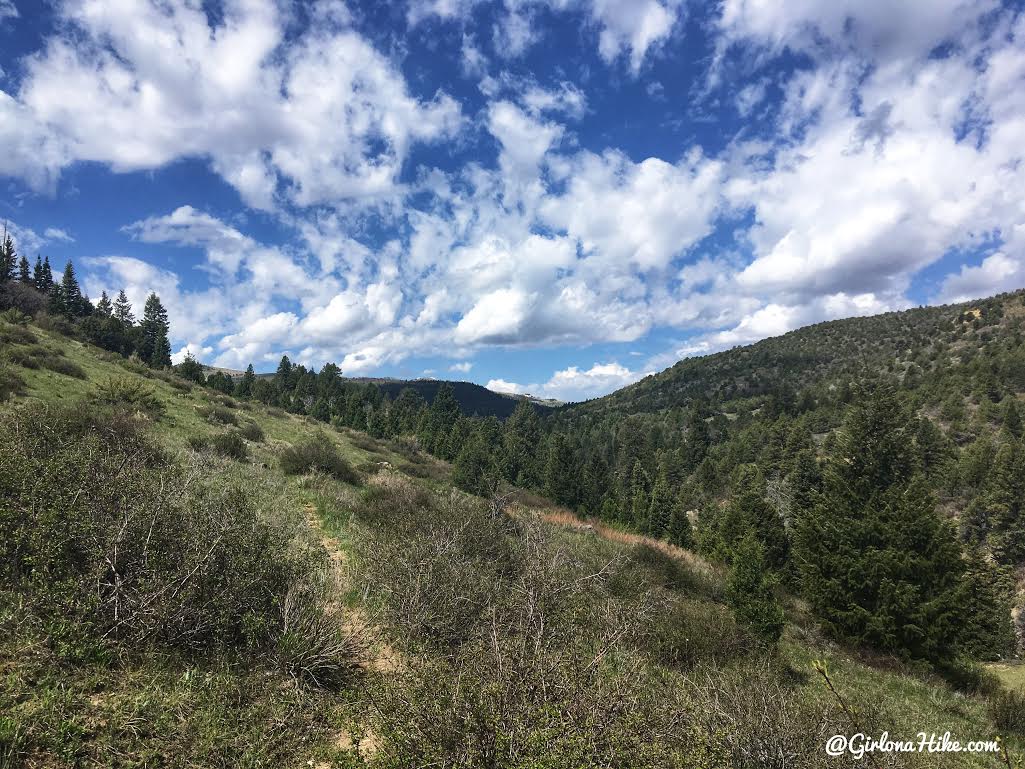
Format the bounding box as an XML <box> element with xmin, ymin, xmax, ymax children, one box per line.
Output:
<box><xmin>0</xmin><ymin>308</ymin><xmax>30</xmax><ymax>325</ymax></box>
<box><xmin>39</xmin><ymin>354</ymin><xmax>87</xmax><ymax>379</ymax></box>
<box><xmin>279</xmin><ymin>436</ymin><xmax>359</xmax><ymax>484</ymax></box>
<box><xmin>187</xmin><ymin>435</ymin><xmax>210</xmax><ymax>451</ymax></box>
<box><xmin>0</xmin><ymin>363</ymin><xmax>25</xmax><ymax>401</ymax></box>
<box><xmin>199</xmin><ymin>404</ymin><xmax>238</xmax><ymax>425</ymax></box>
<box><xmin>988</xmin><ymin>687</ymin><xmax>1025</xmax><ymax>733</ymax></box>
<box><xmin>2</xmin><ymin>345</ymin><xmax>42</xmax><ymax>369</ymax></box>
<box><xmin>0</xmin><ymin>324</ymin><xmax>37</xmax><ymax>346</ymax></box>
<box><xmin>275</xmin><ymin>582</ymin><xmax>360</xmax><ymax>690</ymax></box>
<box><xmin>238</xmin><ymin>422</ymin><xmax>265</xmax><ymax>442</ymax></box>
<box><xmin>644</xmin><ymin>598</ymin><xmax>747</xmax><ymax>669</ymax></box>
<box><xmin>92</xmin><ymin>377</ymin><xmax>164</xmax><ymax>418</ymax></box>
<box><xmin>0</xmin><ymin>401</ymin><xmax>353</xmax><ymax>680</ymax></box>
<box><xmin>211</xmin><ymin>431</ymin><xmax>248</xmax><ymax>461</ymax></box>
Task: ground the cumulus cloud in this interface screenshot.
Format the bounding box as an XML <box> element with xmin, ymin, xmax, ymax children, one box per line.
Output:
<box><xmin>488</xmin><ymin>361</ymin><xmax>647</xmax><ymax>401</ymax></box>
<box><xmin>7</xmin><ymin>0</ymin><xmax>461</xmax><ymax>207</ymax></box>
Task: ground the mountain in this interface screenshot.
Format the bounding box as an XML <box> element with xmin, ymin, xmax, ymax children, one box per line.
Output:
<box><xmin>366</xmin><ymin>377</ymin><xmax>555</xmax><ymax>418</ymax></box>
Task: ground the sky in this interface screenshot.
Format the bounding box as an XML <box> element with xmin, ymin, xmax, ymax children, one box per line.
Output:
<box><xmin>1</xmin><ymin>0</ymin><xmax>1024</xmax><ymax>402</ymax></box>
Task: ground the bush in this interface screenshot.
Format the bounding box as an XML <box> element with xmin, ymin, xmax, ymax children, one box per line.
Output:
<box><xmin>187</xmin><ymin>435</ymin><xmax>210</xmax><ymax>451</ymax></box>
<box><xmin>39</xmin><ymin>354</ymin><xmax>87</xmax><ymax>379</ymax></box>
<box><xmin>988</xmin><ymin>687</ymin><xmax>1025</xmax><ymax>733</ymax></box>
<box><xmin>0</xmin><ymin>308</ymin><xmax>30</xmax><ymax>325</ymax></box>
<box><xmin>279</xmin><ymin>436</ymin><xmax>360</xmax><ymax>484</ymax></box>
<box><xmin>0</xmin><ymin>282</ymin><xmax>46</xmax><ymax>317</ymax></box>
<box><xmin>0</xmin><ymin>363</ymin><xmax>25</xmax><ymax>401</ymax></box>
<box><xmin>643</xmin><ymin>598</ymin><xmax>747</xmax><ymax>669</ymax></box>
<box><xmin>0</xmin><ymin>401</ymin><xmax>354</xmax><ymax>681</ymax></box>
<box><xmin>211</xmin><ymin>431</ymin><xmax>248</xmax><ymax>461</ymax></box>
<box><xmin>0</xmin><ymin>324</ymin><xmax>38</xmax><ymax>347</ymax></box>
<box><xmin>238</xmin><ymin>421</ymin><xmax>265</xmax><ymax>442</ymax></box>
<box><xmin>199</xmin><ymin>405</ymin><xmax>238</xmax><ymax>425</ymax></box>
<box><xmin>34</xmin><ymin>313</ymin><xmax>77</xmax><ymax>337</ymax></box>
<box><xmin>91</xmin><ymin>377</ymin><xmax>164</xmax><ymax>418</ymax></box>
<box><xmin>276</xmin><ymin>582</ymin><xmax>360</xmax><ymax>690</ymax></box>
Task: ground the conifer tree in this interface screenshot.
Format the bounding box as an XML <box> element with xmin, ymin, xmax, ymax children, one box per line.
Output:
<box><xmin>17</xmin><ymin>254</ymin><xmax>31</xmax><ymax>284</ymax></box>
<box><xmin>0</xmin><ymin>227</ymin><xmax>14</xmax><ymax>282</ymax></box>
<box><xmin>543</xmin><ymin>433</ymin><xmax>577</xmax><ymax>507</ymax></box>
<box><xmin>647</xmin><ymin>472</ymin><xmax>673</xmax><ymax>538</ymax></box>
<box><xmin>1002</xmin><ymin>399</ymin><xmax>1022</xmax><ymax>439</ymax></box>
<box><xmin>667</xmin><ymin>501</ymin><xmax>694</xmax><ymax>549</ymax></box>
<box><xmin>235</xmin><ymin>364</ymin><xmax>256</xmax><ymax>398</ymax></box>
<box><xmin>727</xmin><ymin>533</ymin><xmax>785</xmax><ymax>645</ymax></box>
<box><xmin>454</xmin><ymin>426</ymin><xmax>500</xmax><ymax>497</ymax></box>
<box><xmin>58</xmin><ymin>261</ymin><xmax>83</xmax><ymax>317</ymax></box>
<box><xmin>630</xmin><ymin>460</ymin><xmax>649</xmax><ymax>527</ymax></box>
<box><xmin>95</xmin><ymin>290</ymin><xmax>113</xmax><ymax>318</ymax></box>
<box><xmin>503</xmin><ymin>400</ymin><xmax>542</xmax><ymax>486</ymax></box>
<box><xmin>141</xmin><ymin>292</ymin><xmax>171</xmax><ymax>368</ymax></box>
<box><xmin>957</xmin><ymin>549</ymin><xmax>1015</xmax><ymax>661</ymax></box>
<box><xmin>32</xmin><ymin>255</ymin><xmax>44</xmax><ymax>289</ymax></box>
<box><xmin>112</xmin><ymin>289</ymin><xmax>134</xmax><ymax>324</ymax></box>
<box><xmin>793</xmin><ymin>383</ymin><xmax>965</xmax><ymax>663</ymax></box>
<box><xmin>732</xmin><ymin>465</ymin><xmax>789</xmax><ymax>571</ymax></box>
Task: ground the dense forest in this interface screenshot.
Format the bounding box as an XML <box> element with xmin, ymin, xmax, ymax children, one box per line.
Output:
<box><xmin>5</xmin><ymin>241</ymin><xmax>1025</xmax><ymax>764</ymax></box>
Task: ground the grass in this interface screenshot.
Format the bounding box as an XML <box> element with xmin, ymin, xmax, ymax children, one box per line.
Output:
<box><xmin>3</xmin><ymin>319</ymin><xmax>1025</xmax><ymax>767</ymax></box>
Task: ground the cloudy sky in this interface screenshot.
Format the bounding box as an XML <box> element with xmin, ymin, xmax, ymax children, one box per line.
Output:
<box><xmin>1</xmin><ymin>0</ymin><xmax>1024</xmax><ymax>401</ymax></box>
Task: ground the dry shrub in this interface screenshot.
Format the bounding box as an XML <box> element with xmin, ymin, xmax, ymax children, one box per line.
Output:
<box><xmin>280</xmin><ymin>435</ymin><xmax>360</xmax><ymax>484</ymax></box>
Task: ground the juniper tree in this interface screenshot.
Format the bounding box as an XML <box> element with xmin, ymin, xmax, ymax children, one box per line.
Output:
<box><xmin>793</xmin><ymin>383</ymin><xmax>965</xmax><ymax>663</ymax></box>
<box><xmin>727</xmin><ymin>533</ymin><xmax>785</xmax><ymax>646</ymax></box>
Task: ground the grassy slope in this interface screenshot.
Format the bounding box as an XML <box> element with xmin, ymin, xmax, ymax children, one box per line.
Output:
<box><xmin>1</xmin><ymin>323</ymin><xmax>1022</xmax><ymax>767</ymax></box>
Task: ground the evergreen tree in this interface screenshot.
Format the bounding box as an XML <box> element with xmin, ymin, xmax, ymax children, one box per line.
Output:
<box><xmin>41</xmin><ymin>256</ymin><xmax>54</xmax><ymax>289</ymax></box>
<box><xmin>503</xmin><ymin>400</ymin><xmax>541</xmax><ymax>486</ymax></box>
<box><xmin>32</xmin><ymin>255</ymin><xmax>44</xmax><ymax>289</ymax></box>
<box><xmin>1002</xmin><ymin>399</ymin><xmax>1022</xmax><ymax>439</ymax></box>
<box><xmin>424</xmin><ymin>383</ymin><xmax>461</xmax><ymax>460</ymax></box>
<box><xmin>730</xmin><ymin>465</ymin><xmax>789</xmax><ymax>571</ymax></box>
<box><xmin>957</xmin><ymin>549</ymin><xmax>1015</xmax><ymax>661</ymax></box>
<box><xmin>17</xmin><ymin>254</ymin><xmax>31</xmax><ymax>284</ymax></box>
<box><xmin>793</xmin><ymin>384</ymin><xmax>965</xmax><ymax>663</ymax></box>
<box><xmin>310</xmin><ymin>397</ymin><xmax>331</xmax><ymax>422</ymax></box>
<box><xmin>453</xmin><ymin>427</ymin><xmax>501</xmax><ymax>498</ymax></box>
<box><xmin>235</xmin><ymin>364</ymin><xmax>256</xmax><ymax>398</ymax></box>
<box><xmin>543</xmin><ymin>433</ymin><xmax>577</xmax><ymax>507</ymax></box>
<box><xmin>647</xmin><ymin>472</ymin><xmax>673</xmax><ymax>538</ymax></box>
<box><xmin>175</xmin><ymin>352</ymin><xmax>205</xmax><ymax>384</ymax></box>
<box><xmin>141</xmin><ymin>292</ymin><xmax>171</xmax><ymax>368</ymax></box>
<box><xmin>630</xmin><ymin>460</ymin><xmax>650</xmax><ymax>528</ymax></box>
<box><xmin>57</xmin><ymin>260</ymin><xmax>84</xmax><ymax>317</ymax></box>
<box><xmin>727</xmin><ymin>533</ymin><xmax>785</xmax><ymax>645</ymax></box>
<box><xmin>113</xmin><ymin>289</ymin><xmax>134</xmax><ymax>324</ymax></box>
<box><xmin>0</xmin><ymin>227</ymin><xmax>14</xmax><ymax>282</ymax></box>
<box><xmin>666</xmin><ymin>500</ymin><xmax>694</xmax><ymax>549</ymax></box>
<box><xmin>95</xmin><ymin>290</ymin><xmax>113</xmax><ymax>318</ymax></box>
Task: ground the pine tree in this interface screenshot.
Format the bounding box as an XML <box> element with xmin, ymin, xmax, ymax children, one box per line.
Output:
<box><xmin>730</xmin><ymin>465</ymin><xmax>789</xmax><ymax>571</ymax></box>
<box><xmin>425</xmin><ymin>383</ymin><xmax>461</xmax><ymax>460</ymax></box>
<box><xmin>112</xmin><ymin>289</ymin><xmax>134</xmax><ymax>324</ymax></box>
<box><xmin>543</xmin><ymin>433</ymin><xmax>577</xmax><ymax>507</ymax></box>
<box><xmin>235</xmin><ymin>364</ymin><xmax>256</xmax><ymax>398</ymax></box>
<box><xmin>58</xmin><ymin>261</ymin><xmax>83</xmax><ymax>317</ymax></box>
<box><xmin>647</xmin><ymin>472</ymin><xmax>673</xmax><ymax>538</ymax></box>
<box><xmin>32</xmin><ymin>255</ymin><xmax>44</xmax><ymax>289</ymax></box>
<box><xmin>503</xmin><ymin>400</ymin><xmax>542</xmax><ymax>486</ymax></box>
<box><xmin>454</xmin><ymin>427</ymin><xmax>500</xmax><ymax>498</ymax></box>
<box><xmin>1002</xmin><ymin>399</ymin><xmax>1022</xmax><ymax>439</ymax></box>
<box><xmin>727</xmin><ymin>533</ymin><xmax>785</xmax><ymax>645</ymax></box>
<box><xmin>95</xmin><ymin>290</ymin><xmax>113</xmax><ymax>318</ymax></box>
<box><xmin>17</xmin><ymin>254</ymin><xmax>31</xmax><ymax>284</ymax></box>
<box><xmin>41</xmin><ymin>256</ymin><xmax>53</xmax><ymax>289</ymax></box>
<box><xmin>0</xmin><ymin>227</ymin><xmax>14</xmax><ymax>282</ymax></box>
<box><xmin>793</xmin><ymin>383</ymin><xmax>965</xmax><ymax>663</ymax></box>
<box><xmin>630</xmin><ymin>460</ymin><xmax>650</xmax><ymax>528</ymax></box>
<box><xmin>667</xmin><ymin>501</ymin><xmax>694</xmax><ymax>549</ymax></box>
<box><xmin>141</xmin><ymin>292</ymin><xmax>171</xmax><ymax>368</ymax></box>
<box><xmin>957</xmin><ymin>549</ymin><xmax>1015</xmax><ymax>661</ymax></box>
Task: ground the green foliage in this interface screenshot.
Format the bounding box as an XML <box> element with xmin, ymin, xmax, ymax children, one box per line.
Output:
<box><xmin>726</xmin><ymin>533</ymin><xmax>785</xmax><ymax>646</ymax></box>
<box><xmin>452</xmin><ymin>426</ymin><xmax>501</xmax><ymax>497</ymax></box>
<box><xmin>0</xmin><ymin>362</ymin><xmax>25</xmax><ymax>401</ymax></box>
<box><xmin>211</xmin><ymin>431</ymin><xmax>248</xmax><ymax>461</ymax></box>
<box><xmin>793</xmin><ymin>384</ymin><xmax>966</xmax><ymax>663</ymax></box>
<box><xmin>238</xmin><ymin>421</ymin><xmax>265</xmax><ymax>442</ymax></box>
<box><xmin>91</xmin><ymin>376</ymin><xmax>164</xmax><ymax>418</ymax></box>
<box><xmin>175</xmin><ymin>352</ymin><xmax>206</xmax><ymax>384</ymax></box>
<box><xmin>279</xmin><ymin>435</ymin><xmax>360</xmax><ymax>484</ymax></box>
<box><xmin>199</xmin><ymin>404</ymin><xmax>238</xmax><ymax>425</ymax></box>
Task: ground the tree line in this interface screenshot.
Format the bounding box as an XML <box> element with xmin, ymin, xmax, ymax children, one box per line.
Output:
<box><xmin>1</xmin><ymin>235</ymin><xmax>171</xmax><ymax>368</ymax></box>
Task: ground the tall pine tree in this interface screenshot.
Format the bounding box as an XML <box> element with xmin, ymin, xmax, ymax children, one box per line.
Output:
<box><xmin>793</xmin><ymin>383</ymin><xmax>965</xmax><ymax>663</ymax></box>
<box><xmin>141</xmin><ymin>292</ymin><xmax>171</xmax><ymax>368</ymax></box>
<box><xmin>0</xmin><ymin>227</ymin><xmax>14</xmax><ymax>283</ymax></box>
<box><xmin>113</xmin><ymin>289</ymin><xmax>134</xmax><ymax>324</ymax></box>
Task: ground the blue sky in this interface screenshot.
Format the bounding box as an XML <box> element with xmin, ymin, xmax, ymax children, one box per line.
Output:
<box><xmin>1</xmin><ymin>0</ymin><xmax>1024</xmax><ymax>401</ymax></box>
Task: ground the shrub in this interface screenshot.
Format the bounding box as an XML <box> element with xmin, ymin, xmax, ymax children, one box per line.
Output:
<box><xmin>33</xmin><ymin>313</ymin><xmax>77</xmax><ymax>337</ymax></box>
<box><xmin>187</xmin><ymin>435</ymin><xmax>210</xmax><ymax>451</ymax></box>
<box><xmin>199</xmin><ymin>405</ymin><xmax>238</xmax><ymax>425</ymax></box>
<box><xmin>0</xmin><ymin>401</ymin><xmax>355</xmax><ymax>682</ymax></box>
<box><xmin>279</xmin><ymin>436</ymin><xmax>360</xmax><ymax>484</ymax></box>
<box><xmin>0</xmin><ymin>324</ymin><xmax>37</xmax><ymax>347</ymax></box>
<box><xmin>238</xmin><ymin>421</ymin><xmax>265</xmax><ymax>442</ymax></box>
<box><xmin>211</xmin><ymin>431</ymin><xmax>248</xmax><ymax>461</ymax></box>
<box><xmin>118</xmin><ymin>358</ymin><xmax>153</xmax><ymax>378</ymax></box>
<box><xmin>275</xmin><ymin>582</ymin><xmax>360</xmax><ymax>690</ymax></box>
<box><xmin>988</xmin><ymin>687</ymin><xmax>1025</xmax><ymax>733</ymax></box>
<box><xmin>2</xmin><ymin>345</ymin><xmax>42</xmax><ymax>369</ymax></box>
<box><xmin>39</xmin><ymin>354</ymin><xmax>87</xmax><ymax>379</ymax></box>
<box><xmin>0</xmin><ymin>308</ymin><xmax>30</xmax><ymax>325</ymax></box>
<box><xmin>92</xmin><ymin>377</ymin><xmax>164</xmax><ymax>418</ymax></box>
<box><xmin>0</xmin><ymin>363</ymin><xmax>25</xmax><ymax>401</ymax></box>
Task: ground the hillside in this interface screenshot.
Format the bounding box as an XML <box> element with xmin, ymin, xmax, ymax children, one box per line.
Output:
<box><xmin>4</xmin><ymin>316</ymin><xmax>1025</xmax><ymax>766</ymax></box>
<box><xmin>562</xmin><ymin>290</ymin><xmax>1025</xmax><ymax>418</ymax></box>
<box><xmin>368</xmin><ymin>377</ymin><xmax>552</xmax><ymax>418</ymax></box>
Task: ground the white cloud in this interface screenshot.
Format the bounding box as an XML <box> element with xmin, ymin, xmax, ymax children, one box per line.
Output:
<box><xmin>7</xmin><ymin>0</ymin><xmax>461</xmax><ymax>208</ymax></box>
<box><xmin>450</xmin><ymin>361</ymin><xmax>473</xmax><ymax>372</ymax></box>
<box><xmin>488</xmin><ymin>360</ymin><xmax>647</xmax><ymax>401</ymax></box>
<box><xmin>43</xmin><ymin>227</ymin><xmax>74</xmax><ymax>242</ymax></box>
<box><xmin>0</xmin><ymin>1</ymin><xmax>18</xmax><ymax>21</ymax></box>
